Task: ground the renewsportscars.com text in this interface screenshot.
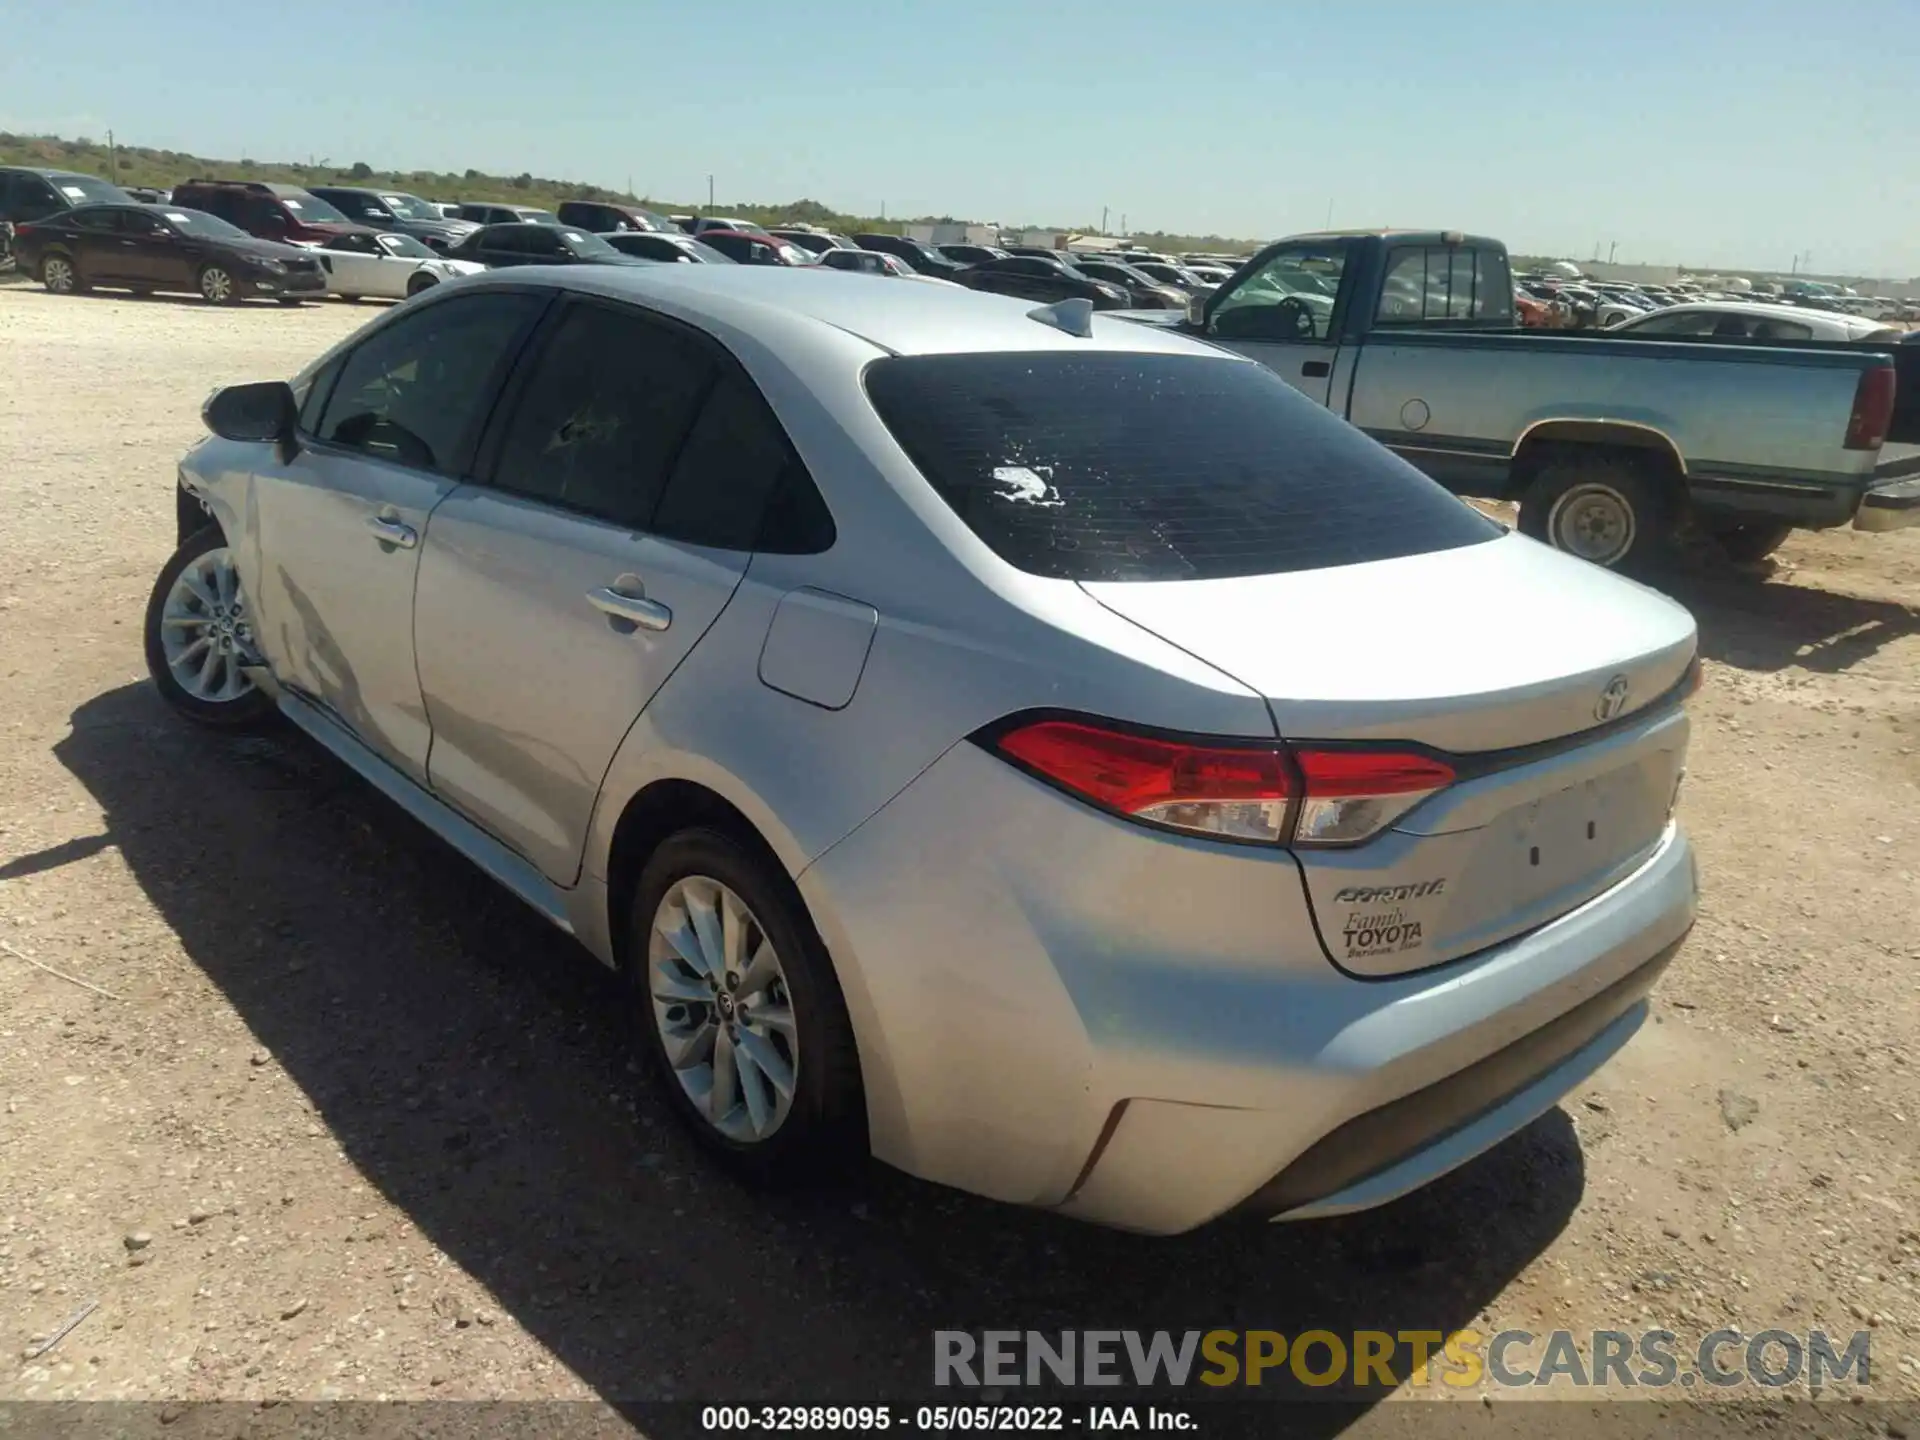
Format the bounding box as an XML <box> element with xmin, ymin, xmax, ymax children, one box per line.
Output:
<box><xmin>933</xmin><ymin>1328</ymin><xmax>1871</xmax><ymax>1391</ymax></box>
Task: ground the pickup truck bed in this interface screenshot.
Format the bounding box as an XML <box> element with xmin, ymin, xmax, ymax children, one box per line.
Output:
<box><xmin>1126</xmin><ymin>229</ymin><xmax>1918</xmax><ymax>568</ymax></box>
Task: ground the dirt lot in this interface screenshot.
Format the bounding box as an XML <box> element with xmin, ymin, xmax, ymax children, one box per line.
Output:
<box><xmin>1</xmin><ymin>284</ymin><xmax>1918</xmax><ymax>1430</ymax></box>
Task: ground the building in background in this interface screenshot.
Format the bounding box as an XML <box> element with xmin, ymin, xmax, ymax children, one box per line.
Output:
<box><xmin>903</xmin><ymin>221</ymin><xmax>998</xmax><ymax>248</ymax></box>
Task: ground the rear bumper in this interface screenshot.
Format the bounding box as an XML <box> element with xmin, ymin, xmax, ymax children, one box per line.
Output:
<box><xmin>1233</xmin><ymin>935</ymin><xmax>1675</xmax><ymax>1219</ymax></box>
<box><xmin>1856</xmin><ymin>474</ymin><xmax>1920</xmax><ymax>532</ymax></box>
<box><xmin>800</xmin><ymin>740</ymin><xmax>1698</xmax><ymax>1236</ymax></box>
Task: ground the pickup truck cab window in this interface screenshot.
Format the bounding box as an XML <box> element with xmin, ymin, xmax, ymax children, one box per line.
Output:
<box><xmin>1208</xmin><ymin>244</ymin><xmax>1346</xmax><ymax>342</ymax></box>
<box><xmin>1376</xmin><ymin>246</ymin><xmax>1514</xmax><ymax>325</ymax></box>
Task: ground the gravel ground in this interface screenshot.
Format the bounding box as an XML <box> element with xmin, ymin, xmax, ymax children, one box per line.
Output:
<box><xmin>1</xmin><ymin>285</ymin><xmax>1917</xmax><ymax>1433</ymax></box>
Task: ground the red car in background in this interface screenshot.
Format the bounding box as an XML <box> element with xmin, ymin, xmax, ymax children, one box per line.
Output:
<box><xmin>168</xmin><ymin>179</ymin><xmax>380</xmax><ymax>248</ymax></box>
<box><xmin>697</xmin><ymin>230</ymin><xmax>816</xmax><ymax>266</ymax></box>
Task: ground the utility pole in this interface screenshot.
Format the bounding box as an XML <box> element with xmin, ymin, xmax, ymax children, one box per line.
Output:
<box><xmin>1608</xmin><ymin>241</ymin><xmax>1617</xmax><ymax>264</ymax></box>
<box><xmin>1101</xmin><ymin>206</ymin><xmax>1108</xmax><ymax>234</ymax></box>
<box><xmin>706</xmin><ymin>174</ymin><xmax>714</xmax><ymax>209</ymax></box>
<box><xmin>107</xmin><ymin>129</ymin><xmax>116</xmax><ymax>177</ymax></box>
<box><xmin>1121</xmin><ymin>213</ymin><xmax>1127</xmax><ymax>235</ymax></box>
<box><xmin>1324</xmin><ymin>197</ymin><xmax>1334</xmax><ymax>228</ymax></box>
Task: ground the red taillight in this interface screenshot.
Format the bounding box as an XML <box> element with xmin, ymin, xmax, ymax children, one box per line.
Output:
<box><xmin>1844</xmin><ymin>365</ymin><xmax>1896</xmax><ymax>451</ymax></box>
<box><xmin>985</xmin><ymin>718</ymin><xmax>1453</xmax><ymax>848</ymax></box>
<box><xmin>995</xmin><ymin>720</ymin><xmax>1295</xmax><ymax>844</ymax></box>
<box><xmin>1290</xmin><ymin>747</ymin><xmax>1457</xmax><ymax>846</ymax></box>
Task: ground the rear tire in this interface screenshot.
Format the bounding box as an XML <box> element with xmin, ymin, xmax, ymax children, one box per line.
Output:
<box><xmin>626</xmin><ymin>827</ymin><xmax>865</xmax><ymax>1183</ymax></box>
<box><xmin>40</xmin><ymin>251</ymin><xmax>83</xmax><ymax>295</ymax></box>
<box><xmin>1701</xmin><ymin>518</ymin><xmax>1794</xmax><ymax>565</ymax></box>
<box><xmin>1517</xmin><ymin>449</ymin><xmax>1674</xmax><ymax>570</ymax></box>
<box><xmin>143</xmin><ymin>527</ymin><xmax>277</xmax><ymax>730</ymax></box>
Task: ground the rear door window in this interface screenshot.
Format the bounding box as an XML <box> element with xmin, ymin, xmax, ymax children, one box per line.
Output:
<box><xmin>486</xmin><ymin>302</ymin><xmax>716</xmax><ymax>528</ymax></box>
<box><xmin>863</xmin><ymin>352</ymin><xmax>1498</xmax><ymax>582</ymax></box>
<box><xmin>652</xmin><ymin>372</ymin><xmax>833</xmax><ymax>552</ymax></box>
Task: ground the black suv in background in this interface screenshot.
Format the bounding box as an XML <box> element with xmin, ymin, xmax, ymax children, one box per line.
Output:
<box><xmin>0</xmin><ymin>166</ymin><xmax>131</xmax><ymax>225</ymax></box>
<box><xmin>851</xmin><ymin>232</ymin><xmax>965</xmax><ymax>278</ymax></box>
<box><xmin>306</xmin><ymin>185</ymin><xmax>477</xmax><ymax>252</ymax></box>
<box><xmin>168</xmin><ymin>179</ymin><xmax>379</xmax><ymax>247</ymax></box>
<box><xmin>447</xmin><ymin>223</ymin><xmax>650</xmax><ymax>269</ymax></box>
<box><xmin>555</xmin><ymin>199</ymin><xmax>677</xmax><ymax>233</ymax></box>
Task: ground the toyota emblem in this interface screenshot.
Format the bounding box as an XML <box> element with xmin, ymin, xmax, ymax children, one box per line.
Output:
<box><xmin>1594</xmin><ymin>674</ymin><xmax>1631</xmax><ymax>722</ymax></box>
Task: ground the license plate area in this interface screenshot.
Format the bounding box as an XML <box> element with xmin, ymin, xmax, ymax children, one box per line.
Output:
<box><xmin>1296</xmin><ymin>720</ymin><xmax>1686</xmax><ymax>978</ymax></box>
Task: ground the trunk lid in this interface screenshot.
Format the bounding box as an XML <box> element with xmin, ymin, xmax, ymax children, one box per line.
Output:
<box><xmin>1083</xmin><ymin>534</ymin><xmax>1697</xmax><ymax>975</ymax></box>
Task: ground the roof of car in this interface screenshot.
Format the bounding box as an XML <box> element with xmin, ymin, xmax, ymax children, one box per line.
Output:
<box><xmin>3</xmin><ymin>166</ymin><xmax>109</xmax><ymax>179</ymax></box>
<box><xmin>451</xmin><ymin>265</ymin><xmax>1240</xmax><ymax>361</ymax></box>
<box><xmin>1656</xmin><ymin>300</ymin><xmax>1850</xmax><ymax>319</ymax></box>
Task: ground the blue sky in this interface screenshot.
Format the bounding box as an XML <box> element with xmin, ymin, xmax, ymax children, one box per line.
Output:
<box><xmin>5</xmin><ymin>0</ymin><xmax>1916</xmax><ymax>277</ymax></box>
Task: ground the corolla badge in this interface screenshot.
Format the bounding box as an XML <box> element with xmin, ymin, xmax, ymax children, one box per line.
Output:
<box><xmin>1594</xmin><ymin>674</ymin><xmax>1631</xmax><ymax>722</ymax></box>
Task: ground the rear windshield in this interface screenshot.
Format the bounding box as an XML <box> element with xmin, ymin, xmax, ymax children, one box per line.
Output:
<box><xmin>863</xmin><ymin>352</ymin><xmax>1500</xmax><ymax>582</ymax></box>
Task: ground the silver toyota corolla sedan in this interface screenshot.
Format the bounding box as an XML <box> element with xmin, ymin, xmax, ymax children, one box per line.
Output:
<box><xmin>145</xmin><ymin>266</ymin><xmax>1700</xmax><ymax>1235</ymax></box>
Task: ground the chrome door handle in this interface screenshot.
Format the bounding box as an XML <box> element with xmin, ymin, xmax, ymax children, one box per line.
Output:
<box><xmin>365</xmin><ymin>515</ymin><xmax>418</xmax><ymax>549</ymax></box>
<box><xmin>588</xmin><ymin>587</ymin><xmax>672</xmax><ymax>631</ymax></box>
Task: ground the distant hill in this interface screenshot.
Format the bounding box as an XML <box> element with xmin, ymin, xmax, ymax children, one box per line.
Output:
<box><xmin>0</xmin><ymin>132</ymin><xmax>1263</xmax><ymax>255</ymax></box>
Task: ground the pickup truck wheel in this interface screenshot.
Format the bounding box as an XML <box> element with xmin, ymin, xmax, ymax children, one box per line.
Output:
<box><xmin>1518</xmin><ymin>455</ymin><xmax>1670</xmax><ymax>569</ymax></box>
<box><xmin>1702</xmin><ymin>518</ymin><xmax>1794</xmax><ymax>565</ymax></box>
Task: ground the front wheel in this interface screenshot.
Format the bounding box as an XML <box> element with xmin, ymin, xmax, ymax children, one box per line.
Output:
<box><xmin>198</xmin><ymin>264</ymin><xmax>238</xmax><ymax>305</ymax></box>
<box><xmin>143</xmin><ymin>527</ymin><xmax>277</xmax><ymax>729</ymax></box>
<box><xmin>1518</xmin><ymin>451</ymin><xmax>1672</xmax><ymax>570</ymax></box>
<box><xmin>627</xmin><ymin>828</ymin><xmax>864</xmax><ymax>1181</ymax></box>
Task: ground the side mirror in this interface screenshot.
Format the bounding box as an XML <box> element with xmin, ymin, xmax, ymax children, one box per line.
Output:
<box><xmin>203</xmin><ymin>381</ymin><xmax>298</xmax><ymax>461</ymax></box>
<box><xmin>1187</xmin><ymin>292</ymin><xmax>1209</xmax><ymax>327</ymax></box>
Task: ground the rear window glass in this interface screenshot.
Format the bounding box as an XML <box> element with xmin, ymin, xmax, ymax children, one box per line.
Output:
<box><xmin>863</xmin><ymin>352</ymin><xmax>1500</xmax><ymax>582</ymax></box>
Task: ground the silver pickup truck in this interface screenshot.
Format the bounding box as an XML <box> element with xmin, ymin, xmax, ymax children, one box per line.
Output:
<box><xmin>1125</xmin><ymin>229</ymin><xmax>1920</xmax><ymax>568</ymax></box>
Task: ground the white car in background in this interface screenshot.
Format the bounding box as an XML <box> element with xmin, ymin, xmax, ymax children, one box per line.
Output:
<box><xmin>312</xmin><ymin>231</ymin><xmax>484</xmax><ymax>301</ymax></box>
<box><xmin>1607</xmin><ymin>300</ymin><xmax>1905</xmax><ymax>344</ymax></box>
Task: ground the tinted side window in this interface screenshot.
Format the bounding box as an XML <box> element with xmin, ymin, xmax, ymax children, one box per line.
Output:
<box><xmin>652</xmin><ymin>373</ymin><xmax>830</xmax><ymax>552</ymax></box>
<box><xmin>317</xmin><ymin>292</ymin><xmax>547</xmax><ymax>473</ymax></box>
<box><xmin>13</xmin><ymin>177</ymin><xmax>62</xmax><ymax>222</ymax></box>
<box><xmin>522</xmin><ymin>228</ymin><xmax>564</xmax><ymax>256</ymax></box>
<box><xmin>488</xmin><ymin>303</ymin><xmax>715</xmax><ymax>528</ymax></box>
<box><xmin>863</xmin><ymin>352</ymin><xmax>1498</xmax><ymax>582</ymax></box>
<box><xmin>296</xmin><ymin>355</ymin><xmax>343</xmax><ymax>433</ymax></box>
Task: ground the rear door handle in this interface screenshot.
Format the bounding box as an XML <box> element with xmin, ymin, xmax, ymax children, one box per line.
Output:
<box><xmin>1302</xmin><ymin>360</ymin><xmax>1332</xmax><ymax>378</ymax></box>
<box><xmin>365</xmin><ymin>515</ymin><xmax>418</xmax><ymax>549</ymax></box>
<box><xmin>588</xmin><ymin>587</ymin><xmax>672</xmax><ymax>631</ymax></box>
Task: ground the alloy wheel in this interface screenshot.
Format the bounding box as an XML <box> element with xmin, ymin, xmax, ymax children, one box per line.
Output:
<box><xmin>157</xmin><ymin>546</ymin><xmax>257</xmax><ymax>705</ymax></box>
<box><xmin>647</xmin><ymin>875</ymin><xmax>799</xmax><ymax>1144</ymax></box>
<box><xmin>42</xmin><ymin>256</ymin><xmax>74</xmax><ymax>294</ymax></box>
<box><xmin>201</xmin><ymin>267</ymin><xmax>234</xmax><ymax>304</ymax></box>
